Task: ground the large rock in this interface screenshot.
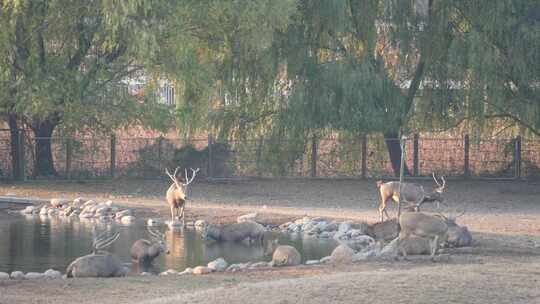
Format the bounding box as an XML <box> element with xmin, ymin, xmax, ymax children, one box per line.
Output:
<box><xmin>82</xmin><ymin>200</ymin><xmax>97</xmax><ymax>208</ymax></box>
<box><xmin>72</xmin><ymin>197</ymin><xmax>86</xmax><ymax>207</ymax></box>
<box><xmin>249</xmin><ymin>262</ymin><xmax>272</xmax><ymax>269</ymax></box>
<box><xmin>322</xmin><ymin>222</ymin><xmax>338</xmax><ymax>232</ymax></box>
<box><xmin>192</xmin><ymin>266</ymin><xmax>213</xmax><ymax>275</ymax></box>
<box><xmin>25</xmin><ymin>272</ymin><xmax>44</xmax><ymax>280</ymax></box>
<box><xmin>272</xmin><ymin>245</ymin><xmax>301</xmax><ymax>267</ymax></box>
<box><xmin>10</xmin><ymin>271</ymin><xmax>24</xmax><ymax>280</ymax></box>
<box><xmin>237</xmin><ymin>213</ymin><xmax>259</xmax><ymax>223</ymax></box>
<box><xmin>63</xmin><ymin>206</ymin><xmax>76</xmax><ymax>216</ymax></box>
<box><xmin>207</xmin><ymin>258</ymin><xmax>228</xmax><ymax>272</ymax></box>
<box><xmin>21</xmin><ymin>206</ymin><xmax>37</xmax><ymax>214</ymax></box>
<box><xmin>66</xmin><ymin>253</ymin><xmax>127</xmax><ymax>278</ymax></box>
<box><xmin>50</xmin><ymin>198</ymin><xmax>69</xmax><ymax>208</ymax></box>
<box><xmin>226</xmin><ymin>263</ymin><xmax>249</xmax><ymax>272</ymax></box>
<box><xmin>120</xmin><ymin>216</ymin><xmax>136</xmax><ymax>225</ymax></box>
<box><xmin>39</xmin><ymin>206</ymin><xmax>49</xmax><ymax>215</ymax></box>
<box><xmin>338</xmin><ymin>221</ymin><xmax>353</xmax><ymax>234</ymax></box>
<box><xmin>379</xmin><ymin>238</ymin><xmax>400</xmax><ymax>257</ymax></box>
<box><xmin>345</xmin><ymin>235</ymin><xmax>376</xmax><ymax>252</ymax></box>
<box><xmin>179</xmin><ymin>267</ymin><xmax>194</xmax><ymax>275</ymax></box>
<box><xmin>44</xmin><ymin>269</ymin><xmax>62</xmax><ymax>279</ymax></box>
<box><xmin>330</xmin><ymin>244</ymin><xmax>355</xmax><ymax>264</ymax></box>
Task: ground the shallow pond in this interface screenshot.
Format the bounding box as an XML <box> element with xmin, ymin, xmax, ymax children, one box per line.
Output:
<box><xmin>0</xmin><ymin>212</ymin><xmax>337</xmax><ymax>274</ymax></box>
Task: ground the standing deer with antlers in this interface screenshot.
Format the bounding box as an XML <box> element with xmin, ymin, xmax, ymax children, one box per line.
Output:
<box><xmin>376</xmin><ymin>173</ymin><xmax>446</xmax><ymax>222</ymax></box>
<box><xmin>165</xmin><ymin>167</ymin><xmax>200</xmax><ymax>224</ymax></box>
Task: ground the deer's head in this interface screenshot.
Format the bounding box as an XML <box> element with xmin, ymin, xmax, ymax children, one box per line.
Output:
<box><xmin>432</xmin><ymin>173</ymin><xmax>446</xmax><ymax>194</ymax></box>
<box><xmin>148</xmin><ymin>226</ymin><xmax>170</xmax><ymax>255</ymax></box>
<box><xmin>165</xmin><ymin>167</ymin><xmax>200</xmax><ymax>200</ymax></box>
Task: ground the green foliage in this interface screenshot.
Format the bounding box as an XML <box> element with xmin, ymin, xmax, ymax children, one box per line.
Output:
<box><xmin>0</xmin><ymin>0</ymin><xmax>172</xmax><ymax>133</ymax></box>
<box><xmin>170</xmin><ymin>142</ymin><xmax>231</xmax><ymax>178</ymax></box>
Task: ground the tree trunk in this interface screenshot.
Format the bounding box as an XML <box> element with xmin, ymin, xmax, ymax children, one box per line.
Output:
<box><xmin>384</xmin><ymin>131</ymin><xmax>410</xmax><ymax>177</ymax></box>
<box><xmin>33</xmin><ymin>120</ymin><xmax>58</xmax><ymax>177</ymax></box>
<box><xmin>8</xmin><ymin>115</ymin><xmax>22</xmax><ymax>179</ymax></box>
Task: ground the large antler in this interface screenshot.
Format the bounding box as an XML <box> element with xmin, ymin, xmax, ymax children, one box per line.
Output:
<box><xmin>92</xmin><ymin>226</ymin><xmax>120</xmax><ymax>254</ymax></box>
<box><xmin>165</xmin><ymin>167</ymin><xmax>182</xmax><ymax>188</ymax></box>
<box><xmin>182</xmin><ymin>168</ymin><xmax>200</xmax><ymax>186</ymax></box>
<box><xmin>432</xmin><ymin>173</ymin><xmax>446</xmax><ymax>191</ymax></box>
<box><xmin>147</xmin><ymin>226</ymin><xmax>165</xmax><ymax>241</ymax></box>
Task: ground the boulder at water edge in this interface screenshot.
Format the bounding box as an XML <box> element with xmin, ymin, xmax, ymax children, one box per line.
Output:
<box><xmin>207</xmin><ymin>258</ymin><xmax>228</xmax><ymax>272</ymax></box>
<box><xmin>10</xmin><ymin>271</ymin><xmax>24</xmax><ymax>280</ymax></box>
<box><xmin>272</xmin><ymin>245</ymin><xmax>301</xmax><ymax>267</ymax></box>
<box><xmin>330</xmin><ymin>244</ymin><xmax>355</xmax><ymax>264</ymax></box>
<box><xmin>193</xmin><ymin>266</ymin><xmax>213</xmax><ymax>275</ymax></box>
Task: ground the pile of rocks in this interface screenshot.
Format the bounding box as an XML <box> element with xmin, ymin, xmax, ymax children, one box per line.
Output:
<box><xmin>20</xmin><ymin>197</ymin><xmax>136</xmax><ymax>224</ymax></box>
<box><xmin>154</xmin><ymin>257</ymin><xmax>230</xmax><ymax>276</ymax></box>
<box><xmin>0</xmin><ymin>269</ymin><xmax>63</xmax><ymax>280</ymax></box>
<box><xmin>279</xmin><ymin>217</ymin><xmax>377</xmax><ymax>248</ymax></box>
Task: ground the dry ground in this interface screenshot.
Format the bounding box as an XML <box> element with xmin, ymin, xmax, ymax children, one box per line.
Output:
<box><xmin>1</xmin><ymin>178</ymin><xmax>540</xmax><ymax>304</ymax></box>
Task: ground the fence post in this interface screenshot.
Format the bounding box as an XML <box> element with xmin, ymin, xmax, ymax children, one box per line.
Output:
<box><xmin>207</xmin><ymin>134</ymin><xmax>214</xmax><ymax>179</ymax></box>
<box><xmin>515</xmin><ymin>135</ymin><xmax>522</xmax><ymax>179</ymax></box>
<box><xmin>157</xmin><ymin>136</ymin><xmax>163</xmax><ymax>175</ymax></box>
<box><xmin>311</xmin><ymin>135</ymin><xmax>317</xmax><ymax>178</ymax></box>
<box><xmin>110</xmin><ymin>135</ymin><xmax>116</xmax><ymax>178</ymax></box>
<box><xmin>413</xmin><ymin>133</ymin><xmax>419</xmax><ymax>177</ymax></box>
<box><xmin>17</xmin><ymin>130</ymin><xmax>26</xmax><ymax>181</ymax></box>
<box><xmin>255</xmin><ymin>136</ymin><xmax>263</xmax><ymax>177</ymax></box>
<box><xmin>464</xmin><ymin>134</ymin><xmax>470</xmax><ymax>178</ymax></box>
<box><xmin>361</xmin><ymin>134</ymin><xmax>367</xmax><ymax>179</ymax></box>
<box><xmin>65</xmin><ymin>138</ymin><xmax>72</xmax><ymax>179</ymax></box>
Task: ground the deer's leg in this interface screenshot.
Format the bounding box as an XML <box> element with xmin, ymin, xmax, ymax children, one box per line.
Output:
<box><xmin>379</xmin><ymin>197</ymin><xmax>388</xmax><ymax>222</ymax></box>
<box><xmin>179</xmin><ymin>205</ymin><xmax>185</xmax><ymax>225</ymax></box>
<box><xmin>170</xmin><ymin>205</ymin><xmax>175</xmax><ymax>222</ymax></box>
<box><xmin>430</xmin><ymin>235</ymin><xmax>440</xmax><ymax>261</ymax></box>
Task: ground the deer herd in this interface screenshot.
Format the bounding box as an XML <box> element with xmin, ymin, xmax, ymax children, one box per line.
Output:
<box><xmin>65</xmin><ymin>168</ymin><xmax>469</xmax><ymax>277</ymax></box>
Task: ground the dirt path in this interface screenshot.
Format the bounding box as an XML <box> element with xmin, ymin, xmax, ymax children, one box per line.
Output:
<box><xmin>1</xmin><ymin>179</ymin><xmax>540</xmax><ymax>303</ymax></box>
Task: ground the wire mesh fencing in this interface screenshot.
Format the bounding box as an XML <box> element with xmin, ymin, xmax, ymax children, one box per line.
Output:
<box><xmin>0</xmin><ymin>132</ymin><xmax>538</xmax><ymax>180</ymax></box>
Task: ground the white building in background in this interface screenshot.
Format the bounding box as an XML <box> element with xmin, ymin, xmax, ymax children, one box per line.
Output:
<box><xmin>120</xmin><ymin>70</ymin><xmax>175</xmax><ymax>106</ymax></box>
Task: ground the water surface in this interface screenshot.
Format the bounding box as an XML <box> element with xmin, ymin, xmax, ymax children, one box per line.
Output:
<box><xmin>0</xmin><ymin>212</ymin><xmax>337</xmax><ymax>274</ymax></box>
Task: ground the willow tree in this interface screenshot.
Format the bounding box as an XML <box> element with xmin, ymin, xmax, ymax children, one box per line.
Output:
<box><xmin>274</xmin><ymin>0</ymin><xmax>539</xmax><ymax>175</ymax></box>
<box><xmin>155</xmin><ymin>0</ymin><xmax>296</xmax><ymax>141</ymax></box>
<box><xmin>0</xmin><ymin>0</ymin><xmax>171</xmax><ymax>176</ymax></box>
<box><xmin>414</xmin><ymin>0</ymin><xmax>540</xmax><ymax>138</ymax></box>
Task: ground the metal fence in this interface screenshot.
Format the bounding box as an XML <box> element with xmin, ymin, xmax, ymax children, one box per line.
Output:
<box><xmin>0</xmin><ymin>132</ymin><xmax>538</xmax><ymax>180</ymax></box>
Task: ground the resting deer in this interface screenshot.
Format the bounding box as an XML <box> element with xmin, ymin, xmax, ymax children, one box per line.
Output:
<box><xmin>131</xmin><ymin>226</ymin><xmax>170</xmax><ymax>266</ymax></box>
<box><xmin>397</xmin><ymin>212</ymin><xmax>448</xmax><ymax>260</ymax></box>
<box><xmin>165</xmin><ymin>167</ymin><xmax>199</xmax><ymax>224</ymax></box>
<box><xmin>66</xmin><ymin>226</ymin><xmax>126</xmax><ymax>278</ymax></box>
<box><xmin>434</xmin><ymin>210</ymin><xmax>472</xmax><ymax>248</ymax></box>
<box><xmin>202</xmin><ymin>221</ymin><xmax>267</xmax><ymax>244</ymax></box>
<box><xmin>376</xmin><ymin>173</ymin><xmax>446</xmax><ymax>222</ymax></box>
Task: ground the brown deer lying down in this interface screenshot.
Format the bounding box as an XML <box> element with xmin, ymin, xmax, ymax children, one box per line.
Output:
<box><xmin>434</xmin><ymin>210</ymin><xmax>473</xmax><ymax>248</ymax></box>
<box><xmin>165</xmin><ymin>167</ymin><xmax>199</xmax><ymax>224</ymax></box>
<box><xmin>202</xmin><ymin>221</ymin><xmax>267</xmax><ymax>244</ymax></box>
<box><xmin>131</xmin><ymin>226</ymin><xmax>170</xmax><ymax>266</ymax></box>
<box><xmin>66</xmin><ymin>227</ymin><xmax>127</xmax><ymax>278</ymax></box>
<box><xmin>397</xmin><ymin>212</ymin><xmax>448</xmax><ymax>260</ymax></box>
<box><xmin>376</xmin><ymin>173</ymin><xmax>446</xmax><ymax>222</ymax></box>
